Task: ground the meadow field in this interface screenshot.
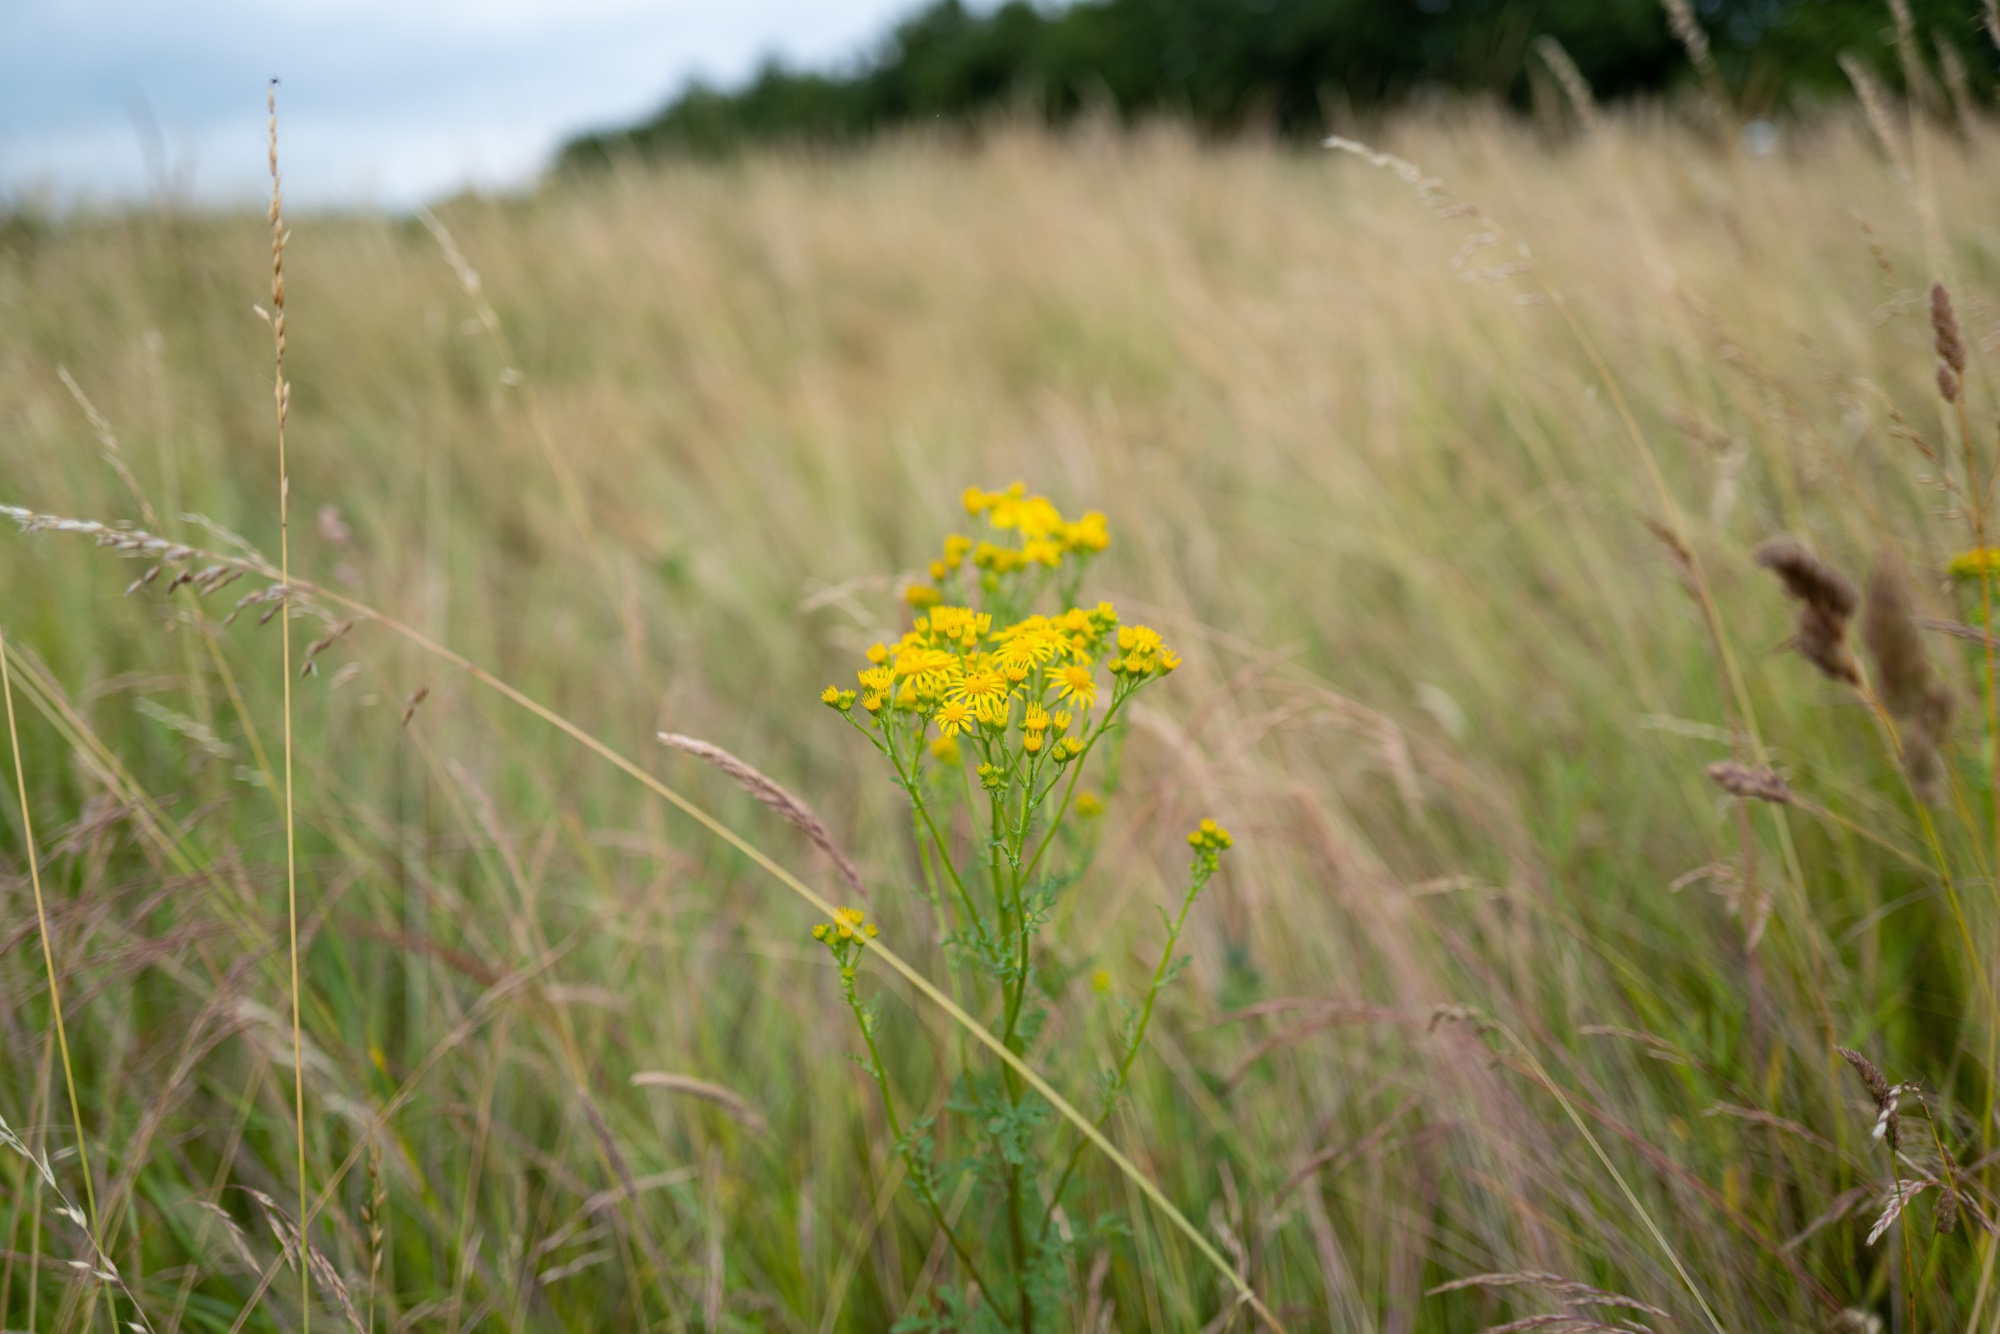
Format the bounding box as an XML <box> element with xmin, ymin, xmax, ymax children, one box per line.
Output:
<box><xmin>3</xmin><ymin>102</ymin><xmax>2000</xmax><ymax>1331</ymax></box>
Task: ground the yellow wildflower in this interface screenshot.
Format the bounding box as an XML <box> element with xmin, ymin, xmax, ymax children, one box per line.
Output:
<box><xmin>865</xmin><ymin>642</ymin><xmax>890</xmax><ymax>666</ymax></box>
<box><xmin>1075</xmin><ymin>790</ymin><xmax>1104</xmax><ymax>817</ymax></box>
<box><xmin>1091</xmin><ymin>968</ymin><xmax>1112</xmax><ymax>993</ymax></box>
<box><xmin>953</xmin><ymin>667</ymin><xmax>1012</xmax><ymax>710</ymax></box>
<box><xmin>1023</xmin><ymin>731</ymin><xmax>1045</xmax><ymax>754</ymax></box>
<box><xmin>1948</xmin><ymin>547</ymin><xmax>2000</xmax><ymax>581</ymax></box>
<box><xmin>943</xmin><ymin>533</ymin><xmax>973</xmax><ymax>568</ymax></box>
<box><xmin>1022</xmin><ymin>703</ymin><xmax>1050</xmax><ymax>732</ymax></box>
<box><xmin>934</xmin><ymin>699</ymin><xmax>975</xmax><ymax>738</ymax></box>
<box><xmin>1063</xmin><ymin>510</ymin><xmax>1110</xmax><ymax>554</ymax></box>
<box><xmin>1024</xmin><ymin>537</ymin><xmax>1064</xmax><ymax>567</ymax></box>
<box><xmin>906</xmin><ymin>584</ymin><xmax>942</xmax><ymax>609</ymax></box>
<box><xmin>930</xmin><ymin>734</ymin><xmax>962</xmax><ymax>765</ymax></box>
<box><xmin>1055</xmin><ymin>662</ymin><xmax>1098</xmax><ymax>707</ymax></box>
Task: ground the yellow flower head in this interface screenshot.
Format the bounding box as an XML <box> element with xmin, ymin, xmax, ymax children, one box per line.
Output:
<box><xmin>858</xmin><ymin>666</ymin><xmax>895</xmax><ymax>694</ymax></box>
<box><xmin>1117</xmin><ymin>624</ymin><xmax>1162</xmax><ymax>655</ymax></box>
<box><xmin>1023</xmin><ymin>731</ymin><xmax>1045</xmax><ymax>754</ymax></box>
<box><xmin>1022</xmin><ymin>703</ymin><xmax>1051</xmax><ymax>732</ymax></box>
<box><xmin>906</xmin><ymin>584</ymin><xmax>942</xmax><ymax>609</ymax></box>
<box><xmin>995</xmin><ymin>618</ymin><xmax>1065</xmax><ymax>669</ymax></box>
<box><xmin>954</xmin><ymin>667</ymin><xmax>1012</xmax><ymax>709</ymax></box>
<box><xmin>1091</xmin><ymin>968</ymin><xmax>1112</xmax><ymax>993</ymax></box>
<box><xmin>865</xmin><ymin>642</ymin><xmax>890</xmax><ymax>666</ymax></box>
<box><xmin>934</xmin><ymin>698</ymin><xmax>976</xmax><ymax>738</ymax></box>
<box><xmin>1075</xmin><ymin>790</ymin><xmax>1104</xmax><ymax>817</ymax></box>
<box><xmin>1063</xmin><ymin>510</ymin><xmax>1110</xmax><ymax>554</ymax></box>
<box><xmin>1055</xmin><ymin>662</ymin><xmax>1098</xmax><ymax>707</ymax></box>
<box><xmin>1024</xmin><ymin>537</ymin><xmax>1064</xmax><ymax>567</ymax></box>
<box><xmin>943</xmin><ymin>533</ymin><xmax>973</xmax><ymax>568</ymax></box>
<box><xmin>930</xmin><ymin>734</ymin><xmax>962</xmax><ymax>765</ymax></box>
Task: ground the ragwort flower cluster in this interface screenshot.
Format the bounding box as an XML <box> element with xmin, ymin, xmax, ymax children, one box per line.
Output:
<box><xmin>808</xmin><ymin>484</ymin><xmax>1224</xmax><ymax>1330</ymax></box>
<box><xmin>822</xmin><ymin>484</ymin><xmax>1176</xmax><ymax>808</ymax></box>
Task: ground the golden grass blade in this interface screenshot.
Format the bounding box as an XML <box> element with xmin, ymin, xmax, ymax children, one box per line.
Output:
<box><xmin>0</xmin><ymin>625</ymin><xmax>107</xmax><ymax>1323</ymax></box>
<box><xmin>266</xmin><ymin>80</ymin><xmax>313</xmax><ymax>1334</ymax></box>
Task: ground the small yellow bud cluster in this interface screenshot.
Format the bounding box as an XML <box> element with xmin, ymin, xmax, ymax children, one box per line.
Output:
<box><xmin>1109</xmin><ymin>624</ymin><xmax>1180</xmax><ymax>680</ymax></box>
<box><xmin>811</xmin><ymin>907</ymin><xmax>879</xmax><ymax>979</ymax></box>
<box><xmin>901</xmin><ymin>483</ymin><xmax>1113</xmax><ymax>605</ymax></box>
<box><xmin>1187</xmin><ymin>818</ymin><xmax>1234</xmax><ymax>871</ymax></box>
<box><xmin>811</xmin><ymin>905</ymin><xmax>878</xmax><ymax>941</ymax></box>
<box><xmin>820</xmin><ymin>684</ymin><xmax>857</xmax><ymax>712</ymax></box>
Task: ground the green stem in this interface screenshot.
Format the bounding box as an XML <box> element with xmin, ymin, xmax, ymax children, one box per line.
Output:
<box><xmin>842</xmin><ymin>975</ymin><xmax>997</xmax><ymax>1311</ymax></box>
<box><xmin>1039</xmin><ymin>861</ymin><xmax>1212</xmax><ymax>1239</ymax></box>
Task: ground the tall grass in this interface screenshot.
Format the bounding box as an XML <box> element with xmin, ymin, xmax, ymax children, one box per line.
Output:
<box><xmin>2</xmin><ymin>102</ymin><xmax>1999</xmax><ymax>1329</ymax></box>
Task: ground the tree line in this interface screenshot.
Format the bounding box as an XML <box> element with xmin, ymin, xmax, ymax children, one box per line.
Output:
<box><xmin>559</xmin><ymin>0</ymin><xmax>2000</xmax><ymax>164</ymax></box>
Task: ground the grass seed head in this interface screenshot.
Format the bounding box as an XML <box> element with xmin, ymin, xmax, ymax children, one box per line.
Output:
<box><xmin>1705</xmin><ymin>761</ymin><xmax>1793</xmax><ymax>805</ymax></box>
<box><xmin>1755</xmin><ymin>538</ymin><xmax>1861</xmax><ymax>685</ymax></box>
<box><xmin>1836</xmin><ymin>1046</ymin><xmax>1901</xmax><ymax>1149</ymax></box>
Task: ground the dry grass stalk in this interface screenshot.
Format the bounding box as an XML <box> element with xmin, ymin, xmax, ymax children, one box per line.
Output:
<box><xmin>1840</xmin><ymin>54</ymin><xmax>1910</xmax><ymax>178</ymax></box>
<box><xmin>244</xmin><ymin>1188</ymin><xmax>365</xmax><ymax>1334</ymax></box>
<box><xmin>1754</xmin><ymin>538</ymin><xmax>1861</xmax><ymax>685</ymax></box>
<box><xmin>630</xmin><ymin>1072</ymin><xmax>770</xmax><ymax>1135</ymax></box>
<box><xmin>399</xmin><ymin>685</ymin><xmax>429</xmax><ymax>727</ymax></box>
<box><xmin>1699</xmin><ymin>1102</ymin><xmax>1834</xmax><ymax>1151</ymax></box>
<box><xmin>1886</xmin><ymin>0</ymin><xmax>1942</xmax><ymax>116</ymax></box>
<box><xmin>1534</xmin><ymin>38</ymin><xmax>1602</xmax><ymax>136</ymax></box>
<box><xmin>1661</xmin><ymin>0</ymin><xmax>1729</xmax><ymax>112</ymax></box>
<box><xmin>1862</xmin><ymin>549</ymin><xmax>1953</xmax><ymax>802</ymax></box>
<box><xmin>1936</xmin><ymin>40</ymin><xmax>1975</xmax><ymax>130</ymax></box>
<box><xmin>1705</xmin><ymin>762</ymin><xmax>1792</xmax><ymax>805</ymax></box>
<box><xmin>267</xmin><ymin>81</ymin><xmax>315</xmax><ymax>1334</ymax></box>
<box><xmin>657</xmin><ymin>732</ymin><xmax>866</xmax><ymax>901</ymax></box>
<box><xmin>1429</xmin><ymin>1271</ymin><xmax>1668</xmax><ymax>1320</ymax></box>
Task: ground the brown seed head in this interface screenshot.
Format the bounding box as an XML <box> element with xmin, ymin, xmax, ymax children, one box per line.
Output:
<box><xmin>1706</xmin><ymin>761</ymin><xmax>1793</xmax><ymax>804</ymax></box>
<box><xmin>1837</xmin><ymin>1046</ymin><xmax>1901</xmax><ymax>1149</ymax></box>
<box><xmin>1932</xmin><ymin>282</ymin><xmax>1967</xmax><ymax>374</ymax></box>
<box><xmin>1837</xmin><ymin>1046</ymin><xmax>1891</xmax><ymax>1102</ymax></box>
<box><xmin>1756</xmin><ymin>538</ymin><xmax>1861</xmax><ymax>684</ymax></box>
<box><xmin>1863</xmin><ymin>550</ymin><xmax>1931</xmax><ymax>716</ymax></box>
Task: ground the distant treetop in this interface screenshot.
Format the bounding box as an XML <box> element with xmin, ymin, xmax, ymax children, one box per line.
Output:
<box><xmin>558</xmin><ymin>0</ymin><xmax>1997</xmax><ymax>166</ymax></box>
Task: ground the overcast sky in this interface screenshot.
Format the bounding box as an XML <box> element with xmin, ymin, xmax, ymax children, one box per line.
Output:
<box><xmin>1</xmin><ymin>0</ymin><xmax>922</xmax><ymax>209</ymax></box>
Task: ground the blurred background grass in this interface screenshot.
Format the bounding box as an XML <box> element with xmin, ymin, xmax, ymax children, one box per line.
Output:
<box><xmin>3</xmin><ymin>103</ymin><xmax>2000</xmax><ymax>1330</ymax></box>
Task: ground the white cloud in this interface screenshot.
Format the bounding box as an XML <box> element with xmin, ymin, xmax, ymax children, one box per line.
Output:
<box><xmin>0</xmin><ymin>0</ymin><xmax>917</xmax><ymax>208</ymax></box>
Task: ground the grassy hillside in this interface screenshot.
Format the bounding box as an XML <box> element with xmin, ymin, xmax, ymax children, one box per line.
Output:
<box><xmin>4</xmin><ymin>105</ymin><xmax>2000</xmax><ymax>1330</ymax></box>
